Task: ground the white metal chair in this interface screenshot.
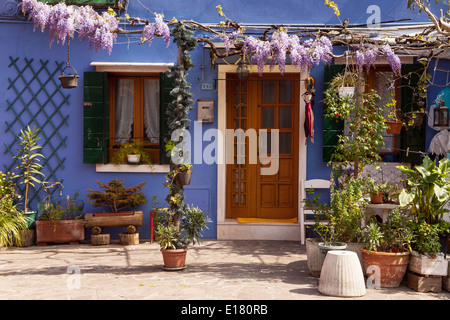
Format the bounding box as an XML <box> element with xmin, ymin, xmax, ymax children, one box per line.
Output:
<box><xmin>299</xmin><ymin>179</ymin><xmax>332</xmax><ymax>244</ymax></box>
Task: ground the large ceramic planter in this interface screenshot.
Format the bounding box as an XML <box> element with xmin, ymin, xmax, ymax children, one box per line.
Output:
<box><xmin>36</xmin><ymin>220</ymin><xmax>85</xmax><ymax>245</ymax></box>
<box><xmin>161</xmin><ymin>248</ymin><xmax>188</xmax><ymax>270</ymax></box>
<box><xmin>346</xmin><ymin>242</ymin><xmax>364</xmax><ymax>269</ymax></box>
<box><xmin>360</xmin><ymin>247</ymin><xmax>410</xmax><ymax>288</ymax></box>
<box><xmin>306</xmin><ymin>238</ymin><xmax>322</xmax><ymax>276</ymax></box>
<box><xmin>23</xmin><ymin>210</ymin><xmax>37</xmax><ymax>229</ymax></box>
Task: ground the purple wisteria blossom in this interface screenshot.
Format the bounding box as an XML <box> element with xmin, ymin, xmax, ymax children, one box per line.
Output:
<box><xmin>355</xmin><ymin>45</ymin><xmax>379</xmax><ymax>70</ymax></box>
<box><xmin>142</xmin><ymin>14</ymin><xmax>171</xmax><ymax>48</ymax></box>
<box><xmin>21</xmin><ymin>0</ymin><xmax>119</xmax><ymax>54</ymax></box>
<box><xmin>381</xmin><ymin>44</ymin><xmax>401</xmax><ymax>76</ymax></box>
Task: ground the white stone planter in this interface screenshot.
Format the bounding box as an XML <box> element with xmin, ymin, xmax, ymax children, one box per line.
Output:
<box><xmin>306</xmin><ymin>238</ymin><xmax>322</xmax><ymax>277</ymax></box>
<box><xmin>127</xmin><ymin>154</ymin><xmax>141</xmax><ymax>164</ymax></box>
<box><xmin>318</xmin><ymin>251</ymin><xmax>366</xmax><ymax>297</ymax></box>
<box><xmin>409</xmin><ymin>253</ymin><xmax>449</xmax><ymax>276</ymax></box>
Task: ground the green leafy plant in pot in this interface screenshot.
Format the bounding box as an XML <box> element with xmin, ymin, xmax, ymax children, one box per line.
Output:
<box><xmin>304</xmin><ymin>178</ymin><xmax>367</xmax><ymax>262</ymax></box>
<box><xmin>397</xmin><ymin>156</ymin><xmax>450</xmax><ymax>257</ymax></box>
<box><xmin>360</xmin><ymin>208</ymin><xmax>413</xmax><ymax>288</ymax></box>
<box><xmin>111</xmin><ymin>141</ymin><xmax>152</xmax><ymax>165</ymax></box>
<box><xmin>154</xmin><ymin>203</ymin><xmax>211</xmax><ymax>270</ymax></box>
<box><xmin>13</xmin><ymin>126</ymin><xmax>45</xmax><ymax>228</ymax></box>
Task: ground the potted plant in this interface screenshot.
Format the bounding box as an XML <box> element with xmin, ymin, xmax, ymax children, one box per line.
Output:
<box><xmin>84</xmin><ymin>179</ymin><xmax>147</xmax><ymax>243</ymax></box>
<box><xmin>35</xmin><ymin>188</ymin><xmax>85</xmax><ymax>245</ymax></box>
<box><xmin>366</xmin><ymin>178</ymin><xmax>393</xmax><ymax>204</ymax></box>
<box><xmin>155</xmin><ymin>204</ymin><xmax>211</xmax><ymax>270</ymax></box>
<box><xmin>13</xmin><ymin>126</ymin><xmax>46</xmax><ymax>228</ymax></box>
<box><xmin>397</xmin><ymin>156</ymin><xmax>450</xmax><ymax>275</ymax></box>
<box><xmin>328</xmin><ymin>69</ymin><xmax>358</xmax><ymax>99</ymax></box>
<box><xmin>385</xmin><ymin>95</ymin><xmax>403</xmax><ymax>135</ymax></box>
<box><xmin>0</xmin><ymin>171</ymin><xmax>28</xmax><ymax>247</ymax></box>
<box><xmin>111</xmin><ymin>141</ymin><xmax>152</xmax><ymax>165</ymax></box>
<box><xmin>304</xmin><ymin>178</ymin><xmax>366</xmax><ymax>272</ymax></box>
<box><xmin>360</xmin><ymin>208</ymin><xmax>413</xmax><ymax>288</ymax></box>
<box><xmin>175</xmin><ymin>163</ymin><xmax>192</xmax><ymax>186</ymax></box>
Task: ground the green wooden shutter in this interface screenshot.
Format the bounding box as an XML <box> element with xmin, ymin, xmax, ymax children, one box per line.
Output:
<box><xmin>399</xmin><ymin>64</ymin><xmax>426</xmax><ymax>164</ymax></box>
<box><xmin>83</xmin><ymin>71</ymin><xmax>109</xmax><ymax>164</ymax></box>
<box><xmin>322</xmin><ymin>64</ymin><xmax>345</xmax><ymax>162</ymax></box>
<box><xmin>159</xmin><ymin>72</ymin><xmax>175</xmax><ymax>164</ymax></box>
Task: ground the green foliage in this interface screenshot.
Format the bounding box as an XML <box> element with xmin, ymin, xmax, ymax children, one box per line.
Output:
<box><xmin>0</xmin><ymin>171</ymin><xmax>28</xmax><ymax>246</ymax></box>
<box><xmin>304</xmin><ymin>179</ymin><xmax>366</xmax><ymax>244</ymax></box>
<box><xmin>362</xmin><ymin>208</ymin><xmax>413</xmax><ymax>253</ymax></box>
<box><xmin>86</xmin><ymin>178</ymin><xmax>147</xmax><ymax>213</ymax></box>
<box><xmin>38</xmin><ymin>190</ymin><xmax>84</xmax><ymax>221</ymax></box>
<box><xmin>111</xmin><ymin>141</ymin><xmax>152</xmax><ymax>165</ymax></box>
<box><xmin>410</xmin><ymin>221</ymin><xmax>441</xmax><ymax>255</ymax></box>
<box><xmin>154</xmin><ymin>204</ymin><xmax>210</xmax><ymax>249</ymax></box>
<box><xmin>13</xmin><ymin>126</ymin><xmax>45</xmax><ymax>213</ymax></box>
<box><xmin>324</xmin><ymin>73</ymin><xmax>388</xmax><ymax>178</ymax></box>
<box><xmin>398</xmin><ymin>156</ymin><xmax>450</xmax><ymax>224</ymax></box>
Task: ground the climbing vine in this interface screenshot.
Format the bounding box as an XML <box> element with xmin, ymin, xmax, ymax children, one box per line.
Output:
<box><xmin>163</xmin><ymin>22</ymin><xmax>197</xmax><ymax>228</ymax></box>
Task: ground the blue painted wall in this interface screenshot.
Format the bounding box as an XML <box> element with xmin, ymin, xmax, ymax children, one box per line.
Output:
<box><xmin>0</xmin><ymin>0</ymin><xmax>448</xmax><ymax>240</ymax></box>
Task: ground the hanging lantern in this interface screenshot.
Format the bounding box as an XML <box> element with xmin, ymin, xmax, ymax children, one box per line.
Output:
<box><xmin>433</xmin><ymin>100</ymin><xmax>449</xmax><ymax>127</ymax></box>
<box><xmin>236</xmin><ymin>58</ymin><xmax>250</xmax><ymax>81</ymax></box>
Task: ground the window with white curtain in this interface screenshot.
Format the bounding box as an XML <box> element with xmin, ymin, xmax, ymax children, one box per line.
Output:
<box><xmin>110</xmin><ymin>74</ymin><xmax>161</xmax><ymax>163</ymax></box>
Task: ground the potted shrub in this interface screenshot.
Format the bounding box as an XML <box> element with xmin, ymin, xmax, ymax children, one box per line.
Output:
<box><xmin>0</xmin><ymin>171</ymin><xmax>28</xmax><ymax>247</ymax></box>
<box><xmin>366</xmin><ymin>178</ymin><xmax>393</xmax><ymax>204</ymax></box>
<box><xmin>304</xmin><ymin>178</ymin><xmax>366</xmax><ymax>272</ymax></box>
<box><xmin>398</xmin><ymin>156</ymin><xmax>450</xmax><ymax>254</ymax></box>
<box><xmin>111</xmin><ymin>141</ymin><xmax>152</xmax><ymax>165</ymax></box>
<box><xmin>397</xmin><ymin>156</ymin><xmax>450</xmax><ymax>276</ymax></box>
<box><xmin>85</xmin><ymin>179</ymin><xmax>147</xmax><ymax>244</ymax></box>
<box><xmin>360</xmin><ymin>208</ymin><xmax>413</xmax><ymax>288</ymax></box>
<box><xmin>155</xmin><ymin>204</ymin><xmax>211</xmax><ymax>270</ymax></box>
<box><xmin>13</xmin><ymin>126</ymin><xmax>46</xmax><ymax>227</ymax></box>
<box><xmin>35</xmin><ymin>189</ymin><xmax>85</xmax><ymax>245</ymax></box>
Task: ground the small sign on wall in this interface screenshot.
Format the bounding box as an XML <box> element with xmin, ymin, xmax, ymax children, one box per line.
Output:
<box><xmin>197</xmin><ymin>99</ymin><xmax>214</xmax><ymax>122</ymax></box>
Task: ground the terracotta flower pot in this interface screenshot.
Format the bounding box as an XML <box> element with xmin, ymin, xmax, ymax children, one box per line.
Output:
<box><xmin>370</xmin><ymin>192</ymin><xmax>383</xmax><ymax>204</ymax></box>
<box><xmin>360</xmin><ymin>247</ymin><xmax>410</xmax><ymax>288</ymax></box>
<box><xmin>176</xmin><ymin>172</ymin><xmax>191</xmax><ymax>186</ymax></box>
<box><xmin>161</xmin><ymin>248</ymin><xmax>188</xmax><ymax>270</ymax></box>
<box><xmin>36</xmin><ymin>220</ymin><xmax>85</xmax><ymax>245</ymax></box>
<box><xmin>386</xmin><ymin>120</ymin><xmax>402</xmax><ymax>135</ymax></box>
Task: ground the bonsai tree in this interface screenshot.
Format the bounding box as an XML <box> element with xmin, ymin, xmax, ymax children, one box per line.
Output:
<box><xmin>86</xmin><ymin>178</ymin><xmax>147</xmax><ymax>213</ymax></box>
<box><xmin>111</xmin><ymin>141</ymin><xmax>152</xmax><ymax>165</ymax></box>
<box><xmin>13</xmin><ymin>126</ymin><xmax>46</xmax><ymax>214</ymax></box>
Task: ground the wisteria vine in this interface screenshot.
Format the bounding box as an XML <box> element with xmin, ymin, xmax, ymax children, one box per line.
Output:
<box><xmin>20</xmin><ymin>0</ymin><xmax>403</xmax><ymax>76</ymax></box>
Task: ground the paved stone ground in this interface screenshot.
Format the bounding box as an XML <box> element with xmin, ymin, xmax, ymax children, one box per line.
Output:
<box><xmin>0</xmin><ymin>240</ymin><xmax>449</xmax><ymax>301</ymax></box>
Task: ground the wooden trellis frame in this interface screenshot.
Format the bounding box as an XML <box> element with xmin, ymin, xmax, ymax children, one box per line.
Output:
<box><xmin>3</xmin><ymin>56</ymin><xmax>70</xmax><ymax>207</ymax></box>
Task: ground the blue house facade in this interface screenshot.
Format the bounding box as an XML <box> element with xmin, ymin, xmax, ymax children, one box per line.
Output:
<box><xmin>1</xmin><ymin>0</ymin><xmax>449</xmax><ymax>242</ymax></box>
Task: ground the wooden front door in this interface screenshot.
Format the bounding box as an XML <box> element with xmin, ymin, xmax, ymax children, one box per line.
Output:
<box><xmin>226</xmin><ymin>73</ymin><xmax>300</xmax><ymax>219</ymax></box>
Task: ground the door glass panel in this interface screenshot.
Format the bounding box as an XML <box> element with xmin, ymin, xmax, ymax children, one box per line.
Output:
<box><xmin>261</xmin><ymin>107</ymin><xmax>275</xmax><ymax>128</ymax></box>
<box><xmin>280</xmin><ymin>132</ymin><xmax>292</xmax><ymax>154</ymax></box>
<box><xmin>279</xmin><ymin>80</ymin><xmax>293</xmax><ymax>103</ymax></box>
<box><xmin>262</xmin><ymin>81</ymin><xmax>276</xmax><ymax>102</ymax></box>
<box><xmin>279</xmin><ymin>107</ymin><xmax>292</xmax><ymax>128</ymax></box>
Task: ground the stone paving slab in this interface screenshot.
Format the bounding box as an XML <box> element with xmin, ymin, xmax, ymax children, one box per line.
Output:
<box><xmin>0</xmin><ymin>240</ymin><xmax>449</xmax><ymax>301</ymax></box>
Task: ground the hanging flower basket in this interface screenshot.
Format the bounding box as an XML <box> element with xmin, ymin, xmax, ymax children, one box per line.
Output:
<box><xmin>403</xmin><ymin>112</ymin><xmax>425</xmax><ymax>127</ymax></box>
<box><xmin>176</xmin><ymin>172</ymin><xmax>191</xmax><ymax>186</ymax></box>
<box><xmin>58</xmin><ymin>65</ymin><xmax>79</xmax><ymax>89</ymax></box>
<box><xmin>338</xmin><ymin>86</ymin><xmax>355</xmax><ymax>99</ymax></box>
<box><xmin>386</xmin><ymin>120</ymin><xmax>403</xmax><ymax>135</ymax></box>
